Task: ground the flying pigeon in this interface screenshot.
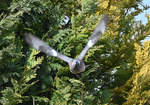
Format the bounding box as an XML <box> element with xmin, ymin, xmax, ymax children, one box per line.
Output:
<box><xmin>24</xmin><ymin>15</ymin><xmax>109</xmax><ymax>74</ymax></box>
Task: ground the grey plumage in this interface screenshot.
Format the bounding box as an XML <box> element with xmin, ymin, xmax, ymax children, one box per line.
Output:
<box><xmin>24</xmin><ymin>33</ymin><xmax>73</xmax><ymax>63</ymax></box>
<box><xmin>77</xmin><ymin>15</ymin><xmax>109</xmax><ymax>60</ymax></box>
<box><xmin>24</xmin><ymin>15</ymin><xmax>109</xmax><ymax>74</ymax></box>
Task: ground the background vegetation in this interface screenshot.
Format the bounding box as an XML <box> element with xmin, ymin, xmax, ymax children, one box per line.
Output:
<box><xmin>0</xmin><ymin>0</ymin><xmax>150</xmax><ymax>105</ymax></box>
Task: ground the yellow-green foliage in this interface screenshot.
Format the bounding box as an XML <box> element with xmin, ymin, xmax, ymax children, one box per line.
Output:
<box><xmin>122</xmin><ymin>42</ymin><xmax>150</xmax><ymax>105</ymax></box>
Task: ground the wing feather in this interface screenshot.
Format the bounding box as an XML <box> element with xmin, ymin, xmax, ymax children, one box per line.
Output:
<box><xmin>24</xmin><ymin>33</ymin><xmax>73</xmax><ymax>63</ymax></box>
<box><xmin>78</xmin><ymin>15</ymin><xmax>109</xmax><ymax>60</ymax></box>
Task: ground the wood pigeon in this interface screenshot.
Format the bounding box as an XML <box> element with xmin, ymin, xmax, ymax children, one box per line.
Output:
<box><xmin>24</xmin><ymin>15</ymin><xmax>109</xmax><ymax>74</ymax></box>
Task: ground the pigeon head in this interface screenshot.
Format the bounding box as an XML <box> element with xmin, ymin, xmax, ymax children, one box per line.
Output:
<box><xmin>69</xmin><ymin>59</ymin><xmax>85</xmax><ymax>74</ymax></box>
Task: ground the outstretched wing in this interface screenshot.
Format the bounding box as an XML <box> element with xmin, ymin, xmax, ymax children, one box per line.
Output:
<box><xmin>77</xmin><ymin>15</ymin><xmax>109</xmax><ymax>60</ymax></box>
<box><xmin>24</xmin><ymin>33</ymin><xmax>73</xmax><ymax>63</ymax></box>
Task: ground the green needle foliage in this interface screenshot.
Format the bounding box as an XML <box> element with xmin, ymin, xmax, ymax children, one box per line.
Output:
<box><xmin>0</xmin><ymin>0</ymin><xmax>150</xmax><ymax>105</ymax></box>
